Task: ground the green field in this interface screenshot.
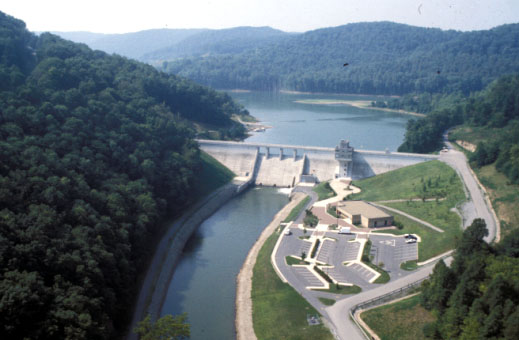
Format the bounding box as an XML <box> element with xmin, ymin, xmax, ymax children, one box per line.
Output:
<box><xmin>361</xmin><ymin>294</ymin><xmax>435</xmax><ymax>340</ymax></box>
<box><xmin>351</xmin><ymin>160</ymin><xmax>464</xmax><ymax>202</ymax></box>
<box><xmin>283</xmin><ymin>196</ymin><xmax>311</xmax><ymax>222</ymax></box>
<box><xmin>252</xmin><ymin>232</ymin><xmax>333</xmax><ymax>340</ymax></box>
<box><xmin>313</xmin><ymin>181</ymin><xmax>336</xmax><ymax>201</ymax></box>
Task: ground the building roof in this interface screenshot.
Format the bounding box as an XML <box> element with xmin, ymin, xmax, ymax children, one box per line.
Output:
<box><xmin>336</xmin><ymin>201</ymin><xmax>391</xmax><ymax>219</ymax></box>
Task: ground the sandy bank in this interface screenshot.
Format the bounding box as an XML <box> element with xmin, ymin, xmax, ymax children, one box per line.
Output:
<box><xmin>294</xmin><ymin>99</ymin><xmax>425</xmax><ymax>117</ymax></box>
<box><xmin>235</xmin><ymin>192</ymin><xmax>307</xmax><ymax>340</ymax></box>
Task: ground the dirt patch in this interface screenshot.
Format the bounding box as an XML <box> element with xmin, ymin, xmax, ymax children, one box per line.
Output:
<box><xmin>456</xmin><ymin>140</ymin><xmax>476</xmax><ymax>152</ymax></box>
<box><xmin>235</xmin><ymin>192</ymin><xmax>307</xmax><ymax>340</ymax></box>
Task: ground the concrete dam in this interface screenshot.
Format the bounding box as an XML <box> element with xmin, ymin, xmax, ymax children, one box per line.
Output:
<box><xmin>198</xmin><ymin>139</ymin><xmax>439</xmax><ymax>187</ymax></box>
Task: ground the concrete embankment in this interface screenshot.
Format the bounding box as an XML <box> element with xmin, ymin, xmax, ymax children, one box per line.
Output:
<box><xmin>127</xmin><ymin>182</ymin><xmax>245</xmax><ymax>340</ymax></box>
<box><xmin>235</xmin><ymin>192</ymin><xmax>307</xmax><ymax>340</ymax></box>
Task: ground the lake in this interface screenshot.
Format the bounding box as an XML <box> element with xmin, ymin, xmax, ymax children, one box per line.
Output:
<box><xmin>232</xmin><ymin>91</ymin><xmax>411</xmax><ymax>151</ymax></box>
<box><xmin>159</xmin><ymin>91</ymin><xmax>412</xmax><ymax>339</ymax></box>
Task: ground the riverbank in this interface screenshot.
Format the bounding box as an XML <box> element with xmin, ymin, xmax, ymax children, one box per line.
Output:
<box><xmin>294</xmin><ymin>99</ymin><xmax>425</xmax><ymax>117</ymax></box>
<box><xmin>235</xmin><ymin>191</ymin><xmax>307</xmax><ymax>340</ymax></box>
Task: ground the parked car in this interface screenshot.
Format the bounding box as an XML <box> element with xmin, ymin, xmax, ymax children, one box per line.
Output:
<box><xmin>405</xmin><ymin>234</ymin><xmax>417</xmax><ymax>240</ymax></box>
<box><xmin>284</xmin><ymin>229</ymin><xmax>292</xmax><ymax>235</ymax></box>
<box><xmin>405</xmin><ymin>238</ymin><xmax>417</xmax><ymax>244</ymax></box>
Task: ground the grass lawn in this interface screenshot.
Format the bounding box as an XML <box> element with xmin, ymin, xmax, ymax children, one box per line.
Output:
<box><xmin>361</xmin><ymin>294</ymin><xmax>435</xmax><ymax>340</ymax></box>
<box><xmin>283</xmin><ymin>196</ymin><xmax>310</xmax><ymax>222</ymax></box>
<box><xmin>252</xmin><ymin>232</ymin><xmax>334</xmax><ymax>340</ymax></box>
<box><xmin>400</xmin><ymin>260</ymin><xmax>418</xmax><ymax>271</ymax></box>
<box><xmin>192</xmin><ymin>151</ymin><xmax>235</xmax><ymax>200</ymax></box>
<box><xmin>313</xmin><ymin>181</ymin><xmax>336</xmax><ymax>201</ymax></box>
<box><xmin>361</xmin><ymin>240</ymin><xmax>390</xmax><ymax>283</ymax></box>
<box><xmin>351</xmin><ymin>160</ymin><xmax>464</xmax><ymax>202</ymax></box>
<box><xmin>313</xmin><ymin>284</ymin><xmax>362</xmax><ymax>295</ymax></box>
<box><xmin>286</xmin><ymin>256</ymin><xmax>309</xmax><ymax>266</ymax></box>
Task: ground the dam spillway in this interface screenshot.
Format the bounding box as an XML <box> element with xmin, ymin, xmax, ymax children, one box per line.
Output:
<box><xmin>197</xmin><ymin>139</ymin><xmax>439</xmax><ymax>186</ymax></box>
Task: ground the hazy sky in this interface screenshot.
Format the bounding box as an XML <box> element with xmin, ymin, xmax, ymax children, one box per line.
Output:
<box><xmin>3</xmin><ymin>0</ymin><xmax>519</xmax><ymax>34</ymax></box>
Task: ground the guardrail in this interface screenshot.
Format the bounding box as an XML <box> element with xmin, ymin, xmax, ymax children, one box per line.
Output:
<box><xmin>349</xmin><ymin>276</ymin><xmax>429</xmax><ymax>340</ymax></box>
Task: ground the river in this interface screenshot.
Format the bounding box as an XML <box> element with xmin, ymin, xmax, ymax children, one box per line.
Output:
<box><xmin>159</xmin><ymin>92</ymin><xmax>412</xmax><ymax>339</ymax></box>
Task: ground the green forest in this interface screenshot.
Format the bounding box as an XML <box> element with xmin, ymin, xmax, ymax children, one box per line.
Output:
<box><xmin>421</xmin><ymin>219</ymin><xmax>519</xmax><ymax>339</ymax></box>
<box><xmin>161</xmin><ymin>22</ymin><xmax>519</xmax><ymax>95</ymax></box>
<box><xmin>398</xmin><ymin>74</ymin><xmax>519</xmax><ymax>184</ymax></box>
<box><xmin>0</xmin><ymin>11</ymin><xmax>245</xmax><ymax>339</ymax></box>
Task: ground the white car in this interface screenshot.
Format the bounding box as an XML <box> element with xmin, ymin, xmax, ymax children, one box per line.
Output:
<box><xmin>284</xmin><ymin>229</ymin><xmax>292</xmax><ymax>235</ymax></box>
<box><xmin>405</xmin><ymin>238</ymin><xmax>417</xmax><ymax>244</ymax></box>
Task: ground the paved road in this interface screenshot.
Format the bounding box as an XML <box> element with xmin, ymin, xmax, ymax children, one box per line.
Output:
<box><xmin>439</xmin><ymin>137</ymin><xmax>497</xmax><ymax>242</ymax></box>
<box><xmin>325</xmin><ymin>262</ymin><xmax>436</xmax><ymax>340</ymax></box>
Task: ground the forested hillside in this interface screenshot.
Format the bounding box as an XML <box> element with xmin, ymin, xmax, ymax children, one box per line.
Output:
<box><xmin>0</xmin><ymin>11</ymin><xmax>244</xmax><ymax>339</ymax></box>
<box><xmin>421</xmin><ymin>219</ymin><xmax>519</xmax><ymax>339</ymax></box>
<box><xmin>162</xmin><ymin>22</ymin><xmax>519</xmax><ymax>95</ymax></box>
<box><xmin>398</xmin><ymin>74</ymin><xmax>519</xmax><ymax>184</ymax></box>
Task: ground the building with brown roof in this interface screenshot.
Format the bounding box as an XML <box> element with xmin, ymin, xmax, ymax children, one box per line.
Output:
<box><xmin>335</xmin><ymin>201</ymin><xmax>393</xmax><ymax>228</ymax></box>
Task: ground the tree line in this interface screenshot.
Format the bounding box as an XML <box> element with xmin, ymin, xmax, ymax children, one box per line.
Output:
<box><xmin>421</xmin><ymin>218</ymin><xmax>519</xmax><ymax>339</ymax></box>
<box><xmin>398</xmin><ymin>74</ymin><xmax>519</xmax><ymax>184</ymax></box>
<box><xmin>0</xmin><ymin>11</ymin><xmax>245</xmax><ymax>339</ymax></box>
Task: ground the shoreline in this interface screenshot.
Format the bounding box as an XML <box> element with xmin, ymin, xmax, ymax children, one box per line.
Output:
<box><xmin>294</xmin><ymin>99</ymin><xmax>426</xmax><ymax>117</ymax></box>
<box><xmin>235</xmin><ymin>192</ymin><xmax>307</xmax><ymax>340</ymax></box>
<box><xmin>279</xmin><ymin>89</ymin><xmax>401</xmax><ymax>98</ymax></box>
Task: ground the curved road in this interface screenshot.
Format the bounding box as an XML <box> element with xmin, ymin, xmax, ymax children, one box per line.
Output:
<box><xmin>439</xmin><ymin>138</ymin><xmax>498</xmax><ymax>242</ymax></box>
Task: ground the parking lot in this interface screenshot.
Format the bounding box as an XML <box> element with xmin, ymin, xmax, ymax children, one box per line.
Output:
<box><xmin>275</xmin><ymin>226</ymin><xmax>420</xmax><ymax>291</ymax></box>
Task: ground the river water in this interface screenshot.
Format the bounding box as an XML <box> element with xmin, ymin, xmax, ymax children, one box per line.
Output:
<box><xmin>159</xmin><ymin>92</ymin><xmax>412</xmax><ymax>339</ymax></box>
<box><xmin>160</xmin><ymin>187</ymin><xmax>288</xmax><ymax>340</ymax></box>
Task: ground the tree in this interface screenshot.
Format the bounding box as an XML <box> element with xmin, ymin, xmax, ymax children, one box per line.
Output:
<box><xmin>134</xmin><ymin>314</ymin><xmax>190</xmax><ymax>340</ymax></box>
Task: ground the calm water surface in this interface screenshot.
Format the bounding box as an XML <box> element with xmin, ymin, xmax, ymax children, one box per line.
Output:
<box><xmin>160</xmin><ymin>92</ymin><xmax>413</xmax><ymax>339</ymax></box>
<box><xmin>160</xmin><ymin>187</ymin><xmax>288</xmax><ymax>340</ymax></box>
<box><xmin>231</xmin><ymin>91</ymin><xmax>411</xmax><ymax>151</ymax></box>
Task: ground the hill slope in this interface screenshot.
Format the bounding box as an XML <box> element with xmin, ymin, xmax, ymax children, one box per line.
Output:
<box><xmin>162</xmin><ymin>22</ymin><xmax>519</xmax><ymax>95</ymax></box>
<box><xmin>0</xmin><ymin>11</ymin><xmax>243</xmax><ymax>339</ymax></box>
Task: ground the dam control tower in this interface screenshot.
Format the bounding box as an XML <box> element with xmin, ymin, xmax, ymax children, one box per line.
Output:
<box><xmin>335</xmin><ymin>140</ymin><xmax>354</xmax><ymax>178</ymax></box>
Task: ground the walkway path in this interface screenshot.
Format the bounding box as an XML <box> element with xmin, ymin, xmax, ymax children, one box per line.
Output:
<box><xmin>370</xmin><ymin>203</ymin><xmax>444</xmax><ymax>233</ymax></box>
<box><xmin>235</xmin><ymin>192</ymin><xmax>307</xmax><ymax>340</ymax></box>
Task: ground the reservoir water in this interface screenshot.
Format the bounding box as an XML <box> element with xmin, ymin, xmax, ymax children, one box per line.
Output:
<box><xmin>159</xmin><ymin>92</ymin><xmax>412</xmax><ymax>339</ymax></box>
<box><xmin>160</xmin><ymin>188</ymin><xmax>288</xmax><ymax>340</ymax></box>
<box><xmin>232</xmin><ymin>91</ymin><xmax>410</xmax><ymax>151</ymax></box>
